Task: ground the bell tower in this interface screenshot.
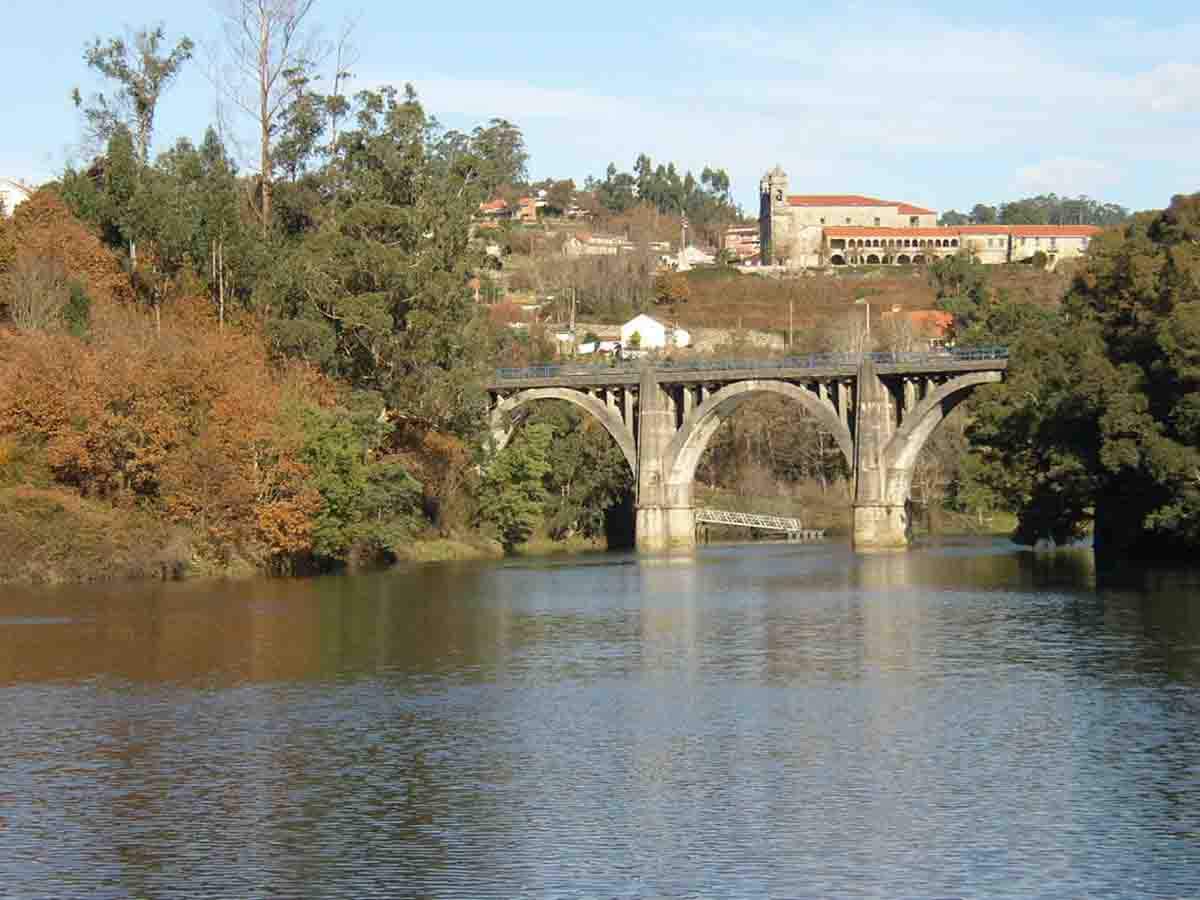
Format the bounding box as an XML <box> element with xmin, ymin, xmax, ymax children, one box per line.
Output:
<box><xmin>759</xmin><ymin>166</ymin><xmax>789</xmax><ymax>265</ymax></box>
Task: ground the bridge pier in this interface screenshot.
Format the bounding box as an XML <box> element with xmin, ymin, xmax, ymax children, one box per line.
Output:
<box><xmin>852</xmin><ymin>504</ymin><xmax>910</xmax><ymax>550</ymax></box>
<box><xmin>852</xmin><ymin>357</ymin><xmax>910</xmax><ymax>551</ymax></box>
<box><xmin>635</xmin><ymin>505</ymin><xmax>697</xmax><ymax>552</ymax></box>
<box><xmin>636</xmin><ymin>366</ymin><xmax>696</xmax><ymax>552</ymax></box>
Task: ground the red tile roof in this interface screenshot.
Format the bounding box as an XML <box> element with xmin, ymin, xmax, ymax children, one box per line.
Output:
<box><xmin>786</xmin><ymin>195</ymin><xmax>936</xmax><ymax>214</ymax></box>
<box><xmin>787</xmin><ymin>194</ymin><xmax>890</xmax><ymax>207</ymax></box>
<box><xmin>824</xmin><ymin>224</ymin><xmax>1102</xmax><ymax>239</ymax></box>
<box><xmin>824</xmin><ymin>226</ymin><xmax>961</xmax><ymax>238</ymax></box>
<box><xmin>955</xmin><ymin>224</ymin><xmax>1101</xmax><ymax>236</ymax></box>
<box><xmin>479</xmin><ymin>198</ymin><xmax>507</xmax><ymax>213</ymax></box>
<box><xmin>1010</xmin><ymin>225</ymin><xmax>1101</xmax><ymax>237</ymax></box>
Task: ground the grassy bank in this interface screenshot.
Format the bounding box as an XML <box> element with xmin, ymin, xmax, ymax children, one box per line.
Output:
<box><xmin>0</xmin><ymin>486</ymin><xmax>191</xmax><ymax>586</ymax></box>
<box><xmin>514</xmin><ymin>535</ymin><xmax>608</xmax><ymax>556</ymax></box>
<box><xmin>395</xmin><ymin>535</ymin><xmax>505</xmax><ymax>563</ymax></box>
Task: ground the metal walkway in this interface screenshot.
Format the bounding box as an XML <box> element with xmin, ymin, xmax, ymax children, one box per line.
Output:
<box><xmin>695</xmin><ymin>509</ymin><xmax>825</xmax><ymax>541</ymax></box>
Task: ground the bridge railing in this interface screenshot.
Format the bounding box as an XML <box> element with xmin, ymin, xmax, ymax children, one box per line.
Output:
<box><xmin>492</xmin><ymin>346</ymin><xmax>1008</xmax><ymax>383</ymax></box>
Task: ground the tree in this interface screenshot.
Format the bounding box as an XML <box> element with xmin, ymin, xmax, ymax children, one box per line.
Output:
<box><xmin>968</xmin><ymin>193</ymin><xmax>1200</xmax><ymax>558</ymax></box>
<box><xmin>73</xmin><ymin>26</ymin><xmax>195</xmax><ymax>163</ymax></box>
<box><xmin>216</xmin><ymin>0</ymin><xmax>324</xmax><ymax>234</ymax></box>
<box><xmin>927</xmin><ymin>251</ymin><xmax>991</xmax><ymax>342</ymax></box>
<box><xmin>970</xmin><ymin>203</ymin><xmax>997</xmax><ymax>225</ymax></box>
<box><xmin>6</xmin><ymin>253</ymin><xmax>72</xmax><ymax>331</ymax></box>
<box><xmin>478</xmin><ymin>423</ymin><xmax>552</xmax><ymax>549</ymax></box>
<box><xmin>653</xmin><ymin>270</ymin><xmax>691</xmax><ymax>306</ymax></box>
<box><xmin>260</xmin><ymin>84</ymin><xmax>489</xmax><ymax>435</ymax></box>
<box><xmin>469</xmin><ymin>118</ymin><xmax>528</xmax><ymax>192</ymax></box>
<box><xmin>297</xmin><ymin>400</ymin><xmax>423</xmax><ymax>564</ymax></box>
<box><xmin>523</xmin><ymin>402</ymin><xmax>632</xmax><ymax>539</ymax></box>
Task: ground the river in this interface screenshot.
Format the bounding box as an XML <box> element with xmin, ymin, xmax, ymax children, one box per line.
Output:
<box><xmin>1</xmin><ymin>539</ymin><xmax>1198</xmax><ymax>899</ymax></box>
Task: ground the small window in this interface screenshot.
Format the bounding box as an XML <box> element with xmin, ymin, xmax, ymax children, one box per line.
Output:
<box><xmin>820</xmin><ymin>217</ymin><xmax>825</xmax><ymax>225</ymax></box>
<box><xmin>845</xmin><ymin>217</ymin><xmax>851</xmax><ymax>225</ymax></box>
<box><xmin>1050</xmin><ymin>237</ymin><xmax>1057</xmax><ymax>248</ymax></box>
<box><xmin>874</xmin><ymin>217</ymin><xmax>881</xmax><ymax>226</ymax></box>
<box><xmin>910</xmin><ymin>216</ymin><xmax>919</xmax><ymax>227</ymax></box>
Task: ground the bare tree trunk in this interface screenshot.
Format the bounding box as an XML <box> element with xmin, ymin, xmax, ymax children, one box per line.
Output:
<box><xmin>327</xmin><ymin>16</ymin><xmax>358</xmax><ymax>155</ymax></box>
<box><xmin>258</xmin><ymin>6</ymin><xmax>272</xmax><ymax>234</ymax></box>
<box><xmin>218</xmin><ymin>239</ymin><xmax>226</xmax><ymax>331</ymax></box>
<box><xmin>216</xmin><ymin>0</ymin><xmax>322</xmax><ymax>236</ymax></box>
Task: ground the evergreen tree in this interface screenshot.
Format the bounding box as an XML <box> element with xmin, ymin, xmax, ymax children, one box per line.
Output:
<box><xmin>478</xmin><ymin>423</ymin><xmax>553</xmax><ymax>549</ymax></box>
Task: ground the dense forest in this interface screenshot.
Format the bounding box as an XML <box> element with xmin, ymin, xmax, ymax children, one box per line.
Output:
<box><xmin>964</xmin><ymin>194</ymin><xmax>1200</xmax><ymax>559</ymax></box>
<box><xmin>0</xmin><ymin>14</ymin><xmax>629</xmax><ymax>581</ymax></box>
<box><xmin>0</xmin><ymin>10</ymin><xmax>1196</xmax><ymax>584</ymax></box>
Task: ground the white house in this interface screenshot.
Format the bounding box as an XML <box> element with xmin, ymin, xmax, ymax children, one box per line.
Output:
<box><xmin>620</xmin><ymin>314</ymin><xmax>691</xmax><ymax>351</ymax></box>
<box><xmin>676</xmin><ymin>244</ymin><xmax>715</xmax><ymax>271</ymax></box>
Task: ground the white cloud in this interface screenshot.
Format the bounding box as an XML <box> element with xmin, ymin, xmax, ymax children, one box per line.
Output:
<box><xmin>406</xmin><ymin>76</ymin><xmax>632</xmax><ymax>123</ymax></box>
<box><xmin>1128</xmin><ymin>63</ymin><xmax>1200</xmax><ymax>113</ymax></box>
<box><xmin>360</xmin><ymin>13</ymin><xmax>1199</xmax><ymax>213</ymax></box>
<box><xmin>1014</xmin><ymin>158</ymin><xmax>1121</xmax><ymax>196</ymax></box>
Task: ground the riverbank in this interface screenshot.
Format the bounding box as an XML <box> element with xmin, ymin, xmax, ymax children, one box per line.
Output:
<box><xmin>0</xmin><ymin>486</ymin><xmax>191</xmax><ymax>586</ymax></box>
<box><xmin>0</xmin><ymin>485</ymin><xmax>614</xmax><ymax>586</ymax></box>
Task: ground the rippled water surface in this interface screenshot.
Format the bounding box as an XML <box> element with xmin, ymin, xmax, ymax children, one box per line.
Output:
<box><xmin>2</xmin><ymin>539</ymin><xmax>1199</xmax><ymax>899</ymax></box>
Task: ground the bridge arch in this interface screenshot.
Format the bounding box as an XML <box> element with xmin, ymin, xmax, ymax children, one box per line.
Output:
<box><xmin>664</xmin><ymin>380</ymin><xmax>854</xmax><ymax>490</ymax></box>
<box><xmin>884</xmin><ymin>371</ymin><xmax>1003</xmax><ymax>498</ymax></box>
<box><xmin>491</xmin><ymin>388</ymin><xmax>637</xmax><ymax>474</ymax></box>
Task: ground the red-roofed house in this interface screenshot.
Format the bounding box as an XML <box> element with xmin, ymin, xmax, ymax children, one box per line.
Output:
<box><xmin>513</xmin><ymin>196</ymin><xmax>538</xmax><ymax>223</ymax></box>
<box><xmin>1009</xmin><ymin>225</ymin><xmax>1100</xmax><ymax>264</ymax></box>
<box><xmin>881</xmin><ymin>308</ymin><xmax>954</xmax><ymax>350</ymax></box>
<box><xmin>479</xmin><ymin>198</ymin><xmax>510</xmax><ymax>218</ymax></box>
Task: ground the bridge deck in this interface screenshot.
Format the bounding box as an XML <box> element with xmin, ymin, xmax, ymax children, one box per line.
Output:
<box><xmin>487</xmin><ymin>349</ymin><xmax>1008</xmax><ymax>390</ymax></box>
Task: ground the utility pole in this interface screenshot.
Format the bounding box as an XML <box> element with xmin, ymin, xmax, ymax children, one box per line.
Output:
<box><xmin>855</xmin><ymin>296</ymin><xmax>871</xmax><ymax>351</ymax></box>
<box><xmin>788</xmin><ymin>296</ymin><xmax>794</xmax><ymax>350</ymax></box>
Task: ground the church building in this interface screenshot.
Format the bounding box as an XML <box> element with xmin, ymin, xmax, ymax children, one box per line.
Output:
<box><xmin>758</xmin><ymin>166</ymin><xmax>1100</xmax><ymax>269</ymax></box>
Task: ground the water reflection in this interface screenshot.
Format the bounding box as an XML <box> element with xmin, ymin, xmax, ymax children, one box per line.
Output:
<box><xmin>1</xmin><ymin>540</ymin><xmax>1199</xmax><ymax>898</ymax></box>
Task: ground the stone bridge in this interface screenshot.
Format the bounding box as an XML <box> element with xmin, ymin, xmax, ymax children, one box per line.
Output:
<box><xmin>486</xmin><ymin>349</ymin><xmax>1008</xmax><ymax>552</ymax></box>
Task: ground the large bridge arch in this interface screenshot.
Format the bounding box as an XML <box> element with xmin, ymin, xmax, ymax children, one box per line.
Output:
<box><xmin>882</xmin><ymin>371</ymin><xmax>1003</xmax><ymax>501</ymax></box>
<box><xmin>664</xmin><ymin>380</ymin><xmax>854</xmax><ymax>490</ymax></box>
<box><xmin>490</xmin><ymin>388</ymin><xmax>638</xmax><ymax>475</ymax></box>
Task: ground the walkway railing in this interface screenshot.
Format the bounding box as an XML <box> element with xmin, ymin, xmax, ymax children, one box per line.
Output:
<box><xmin>695</xmin><ymin>508</ymin><xmax>826</xmax><ymax>542</ymax></box>
<box><xmin>493</xmin><ymin>346</ymin><xmax>1008</xmax><ymax>382</ymax></box>
<box><xmin>695</xmin><ymin>508</ymin><xmax>804</xmax><ymax>533</ymax></box>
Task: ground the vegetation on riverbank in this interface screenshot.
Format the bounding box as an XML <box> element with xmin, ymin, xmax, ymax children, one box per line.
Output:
<box><xmin>963</xmin><ymin>194</ymin><xmax>1200</xmax><ymax>559</ymax></box>
<box><xmin>0</xmin><ymin>10</ymin><xmax>1195</xmax><ymax>584</ymax></box>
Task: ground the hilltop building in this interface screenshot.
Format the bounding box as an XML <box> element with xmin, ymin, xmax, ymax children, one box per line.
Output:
<box><xmin>759</xmin><ymin>166</ymin><xmax>1099</xmax><ymax>269</ymax></box>
<box><xmin>723</xmin><ymin>225</ymin><xmax>761</xmax><ymax>262</ymax></box>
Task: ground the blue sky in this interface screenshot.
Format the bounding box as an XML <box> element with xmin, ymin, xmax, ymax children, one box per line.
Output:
<box><xmin>3</xmin><ymin>0</ymin><xmax>1198</xmax><ymax>215</ymax></box>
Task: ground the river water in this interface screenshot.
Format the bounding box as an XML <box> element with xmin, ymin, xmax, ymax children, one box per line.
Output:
<box><xmin>1</xmin><ymin>539</ymin><xmax>1198</xmax><ymax>899</ymax></box>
